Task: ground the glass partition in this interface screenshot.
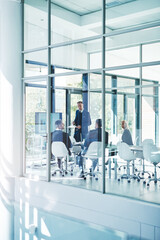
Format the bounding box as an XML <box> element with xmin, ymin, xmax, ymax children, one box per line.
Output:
<box><xmin>142</xmin><ymin>65</ymin><xmax>160</xmax><ymax>82</ymax></box>
<box><xmin>142</xmin><ymin>94</ymin><xmax>155</xmax><ymax>143</ymax></box>
<box><xmin>142</xmin><ymin>42</ymin><xmax>160</xmax><ymax>62</ymax></box>
<box><xmin>22</xmin><ymin>0</ymin><xmax>160</xmax><ymax>204</ymax></box>
<box><xmin>50</xmin><ymin>73</ymin><xmax>102</xmax><ymax>192</ymax></box>
<box><xmin>105</xmin><ymin>0</ymin><xmax>160</xmax><ymax>32</ymax></box>
<box><xmin>106</xmin><ymin>46</ymin><xmax>139</xmax><ymax>68</ymax></box>
<box><xmin>106</xmin><ymin>67</ymin><xmax>139</xmax><ymax>80</ymax></box>
<box><xmin>24</xmin><ymin>50</ymin><xmax>48</xmax><ymax>77</ymax></box>
<box><xmin>24</xmin><ymin>0</ymin><xmax>48</xmax><ymax>50</ymax></box>
<box><xmin>51</xmin><ymin>38</ymin><xmax>102</xmax><ymax>73</ymax></box>
<box><xmin>51</xmin><ymin>1</ymin><xmax>102</xmax><ymax>44</ymax></box>
<box><xmin>25</xmin><ymin>80</ymin><xmax>47</xmax><ymax>178</ymax></box>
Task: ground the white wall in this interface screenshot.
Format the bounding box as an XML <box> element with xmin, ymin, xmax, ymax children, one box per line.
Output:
<box><xmin>0</xmin><ymin>1</ymin><xmax>22</xmax><ymax>238</ymax></box>
<box><xmin>0</xmin><ymin>0</ymin><xmax>22</xmax><ymax>177</ymax></box>
<box><xmin>15</xmin><ymin>178</ymin><xmax>160</xmax><ymax>240</ymax></box>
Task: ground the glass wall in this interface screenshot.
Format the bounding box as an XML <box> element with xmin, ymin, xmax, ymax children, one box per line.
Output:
<box><xmin>24</xmin><ymin>50</ymin><xmax>48</xmax><ymax>77</ymax></box>
<box><xmin>25</xmin><ymin>80</ymin><xmax>47</xmax><ymax>178</ymax></box>
<box><xmin>24</xmin><ymin>0</ymin><xmax>48</xmax><ymax>50</ymax></box>
<box><xmin>23</xmin><ymin>0</ymin><xmax>160</xmax><ymax>204</ymax></box>
<box><xmin>51</xmin><ymin>1</ymin><xmax>102</xmax><ymax>44</ymax></box>
<box><xmin>51</xmin><ymin>38</ymin><xmax>102</xmax><ymax>73</ymax></box>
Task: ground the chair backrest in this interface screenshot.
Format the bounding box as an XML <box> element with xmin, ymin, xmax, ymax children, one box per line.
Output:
<box><xmin>143</xmin><ymin>140</ymin><xmax>160</xmax><ymax>164</ymax></box>
<box><xmin>72</xmin><ymin>145</ymin><xmax>81</xmax><ymax>154</ymax></box>
<box><xmin>86</xmin><ymin>141</ymin><xmax>102</xmax><ymax>158</ymax></box>
<box><xmin>142</xmin><ymin>139</ymin><xmax>154</xmax><ymax>161</ymax></box>
<box><xmin>142</xmin><ymin>139</ymin><xmax>154</xmax><ymax>147</ymax></box>
<box><xmin>117</xmin><ymin>142</ymin><xmax>135</xmax><ymax>161</ymax></box>
<box><xmin>51</xmin><ymin>141</ymin><xmax>68</xmax><ymax>158</ymax></box>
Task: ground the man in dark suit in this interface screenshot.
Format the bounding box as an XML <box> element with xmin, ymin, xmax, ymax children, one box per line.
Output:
<box><xmin>83</xmin><ymin>119</ymin><xmax>109</xmax><ymax>171</ymax></box>
<box><xmin>73</xmin><ymin>101</ymin><xmax>91</xmax><ymax>142</ymax></box>
<box><xmin>84</xmin><ymin>119</ymin><xmax>109</xmax><ymax>149</ymax></box>
<box><xmin>51</xmin><ymin>120</ymin><xmax>72</xmax><ymax>168</ymax></box>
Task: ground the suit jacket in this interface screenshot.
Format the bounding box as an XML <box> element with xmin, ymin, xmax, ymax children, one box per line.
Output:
<box><xmin>84</xmin><ymin>128</ymin><xmax>109</xmax><ymax>149</ymax></box>
<box><xmin>74</xmin><ymin>109</ymin><xmax>91</xmax><ymax>141</ymax></box>
<box><xmin>51</xmin><ymin>130</ymin><xmax>72</xmax><ymax>155</ymax></box>
<box><xmin>122</xmin><ymin>128</ymin><xmax>133</xmax><ymax>146</ymax></box>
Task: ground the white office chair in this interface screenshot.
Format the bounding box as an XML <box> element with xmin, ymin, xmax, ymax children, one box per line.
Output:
<box><xmin>82</xmin><ymin>141</ymin><xmax>102</xmax><ymax>180</ymax></box>
<box><xmin>135</xmin><ymin>139</ymin><xmax>154</xmax><ymax>179</ymax></box>
<box><xmin>143</xmin><ymin>142</ymin><xmax>160</xmax><ymax>186</ymax></box>
<box><xmin>117</xmin><ymin>142</ymin><xmax>140</xmax><ymax>183</ymax></box>
<box><xmin>71</xmin><ymin>145</ymin><xmax>81</xmax><ymax>167</ymax></box>
<box><xmin>51</xmin><ymin>141</ymin><xmax>72</xmax><ymax>177</ymax></box>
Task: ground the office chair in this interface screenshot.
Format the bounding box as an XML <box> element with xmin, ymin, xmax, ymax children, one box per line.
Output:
<box><xmin>117</xmin><ymin>142</ymin><xmax>140</xmax><ymax>183</ymax></box>
<box><xmin>71</xmin><ymin>145</ymin><xmax>81</xmax><ymax>167</ymax></box>
<box><xmin>82</xmin><ymin>141</ymin><xmax>102</xmax><ymax>180</ymax></box>
<box><xmin>51</xmin><ymin>141</ymin><xmax>73</xmax><ymax>177</ymax></box>
<box><xmin>143</xmin><ymin>142</ymin><xmax>160</xmax><ymax>186</ymax></box>
<box><xmin>136</xmin><ymin>139</ymin><xmax>154</xmax><ymax>180</ymax></box>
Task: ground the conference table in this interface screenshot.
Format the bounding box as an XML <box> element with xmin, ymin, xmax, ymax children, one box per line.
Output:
<box><xmin>130</xmin><ymin>145</ymin><xmax>143</xmax><ymax>152</ymax></box>
<box><xmin>108</xmin><ymin>145</ymin><xmax>144</xmax><ymax>179</ymax></box>
<box><xmin>70</xmin><ymin>142</ymin><xmax>145</xmax><ymax>180</ymax></box>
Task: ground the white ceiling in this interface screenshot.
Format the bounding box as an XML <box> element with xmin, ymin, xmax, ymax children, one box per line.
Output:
<box><xmin>51</xmin><ymin>0</ymin><xmax>102</xmax><ymax>16</ymax></box>
<box><xmin>25</xmin><ymin>0</ymin><xmax>160</xmax><ymax>49</ymax></box>
<box><xmin>51</xmin><ymin>0</ymin><xmax>137</xmax><ymax>16</ymax></box>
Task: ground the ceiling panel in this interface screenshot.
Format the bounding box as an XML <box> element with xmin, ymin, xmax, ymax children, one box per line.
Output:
<box><xmin>51</xmin><ymin>0</ymin><xmax>102</xmax><ymax>15</ymax></box>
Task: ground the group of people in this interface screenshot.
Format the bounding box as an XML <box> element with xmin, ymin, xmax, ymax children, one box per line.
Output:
<box><xmin>51</xmin><ymin>100</ymin><xmax>133</xmax><ymax>173</ymax></box>
<box><xmin>51</xmin><ymin>101</ymin><xmax>109</xmax><ymax>154</ymax></box>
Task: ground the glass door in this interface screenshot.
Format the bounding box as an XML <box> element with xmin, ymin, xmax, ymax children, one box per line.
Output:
<box><xmin>25</xmin><ymin>80</ymin><xmax>47</xmax><ymax>178</ymax></box>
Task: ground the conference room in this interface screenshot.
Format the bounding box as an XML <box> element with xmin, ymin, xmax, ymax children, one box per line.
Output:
<box><xmin>23</xmin><ymin>0</ymin><xmax>160</xmax><ymax>205</ymax></box>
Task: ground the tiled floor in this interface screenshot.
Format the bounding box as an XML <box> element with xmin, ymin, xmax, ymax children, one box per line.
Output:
<box><xmin>26</xmin><ymin>160</ymin><xmax>160</xmax><ymax>205</ymax></box>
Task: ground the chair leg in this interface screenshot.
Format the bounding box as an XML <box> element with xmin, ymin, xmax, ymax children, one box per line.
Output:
<box><xmin>119</xmin><ymin>161</ymin><xmax>140</xmax><ymax>183</ymax></box>
<box><xmin>137</xmin><ymin>158</ymin><xmax>152</xmax><ymax>179</ymax></box>
<box><xmin>81</xmin><ymin>158</ymin><xmax>101</xmax><ymax>180</ymax></box>
<box><xmin>52</xmin><ymin>158</ymin><xmax>72</xmax><ymax>177</ymax></box>
<box><xmin>146</xmin><ymin>165</ymin><xmax>160</xmax><ymax>186</ymax></box>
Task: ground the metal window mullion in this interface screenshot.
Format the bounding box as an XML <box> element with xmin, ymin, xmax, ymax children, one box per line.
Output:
<box><xmin>22</xmin><ymin>21</ymin><xmax>160</xmax><ymax>53</ymax></box>
<box><xmin>22</xmin><ymin>46</ymin><xmax>48</xmax><ymax>54</ymax></box>
<box><xmin>49</xmin><ymin>68</ymin><xmax>102</xmax><ymax>78</ymax></box>
<box><xmin>21</xmin><ymin>0</ymin><xmax>26</xmax><ymax>176</ymax></box>
<box><xmin>49</xmin><ymin>34</ymin><xmax>102</xmax><ymax>49</ymax></box>
<box><xmin>23</xmin><ymin>75</ymin><xmax>48</xmax><ymax>81</ymax></box>
<box><xmin>139</xmin><ymin>44</ymin><xmax>142</xmax><ymax>145</ymax></box>
<box><xmin>47</xmin><ymin>0</ymin><xmax>51</xmax><ymax>182</ymax></box>
<box><xmin>155</xmin><ymin>86</ymin><xmax>159</xmax><ymax>146</ymax></box>
<box><xmin>124</xmin><ymin>94</ymin><xmax>127</xmax><ymax>120</ymax></box>
<box><xmin>23</xmin><ymin>81</ymin><xmax>26</xmax><ymax>176</ymax></box>
<box><xmin>87</xmin><ymin>53</ymin><xmax>91</xmax><ymax>116</ymax></box>
<box><xmin>103</xmin><ymin>60</ymin><xmax>160</xmax><ymax>72</ymax></box>
<box><xmin>104</xmin><ymin>20</ymin><xmax>160</xmax><ymax>38</ymax></box>
<box><xmin>102</xmin><ymin>0</ymin><xmax>106</xmax><ymax>194</ymax></box>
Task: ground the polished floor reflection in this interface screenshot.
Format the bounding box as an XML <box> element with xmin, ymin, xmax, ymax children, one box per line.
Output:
<box><xmin>26</xmin><ymin>159</ymin><xmax>160</xmax><ymax>205</ymax></box>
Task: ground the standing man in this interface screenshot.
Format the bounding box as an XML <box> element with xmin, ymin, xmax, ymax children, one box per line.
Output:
<box><xmin>121</xmin><ymin>120</ymin><xmax>133</xmax><ymax>146</ymax></box>
<box><xmin>73</xmin><ymin>101</ymin><xmax>91</xmax><ymax>142</ymax></box>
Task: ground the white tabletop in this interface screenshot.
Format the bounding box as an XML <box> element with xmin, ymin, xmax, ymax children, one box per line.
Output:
<box><xmin>67</xmin><ymin>125</ymin><xmax>76</xmax><ymax>129</ymax></box>
<box><xmin>130</xmin><ymin>145</ymin><xmax>143</xmax><ymax>151</ymax></box>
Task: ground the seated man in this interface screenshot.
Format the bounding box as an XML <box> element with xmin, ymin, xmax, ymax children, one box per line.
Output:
<box><xmin>82</xmin><ymin>119</ymin><xmax>109</xmax><ymax>171</ymax></box>
<box><xmin>51</xmin><ymin>119</ymin><xmax>72</xmax><ymax>168</ymax></box>
<box><xmin>121</xmin><ymin>120</ymin><xmax>133</xmax><ymax>146</ymax></box>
